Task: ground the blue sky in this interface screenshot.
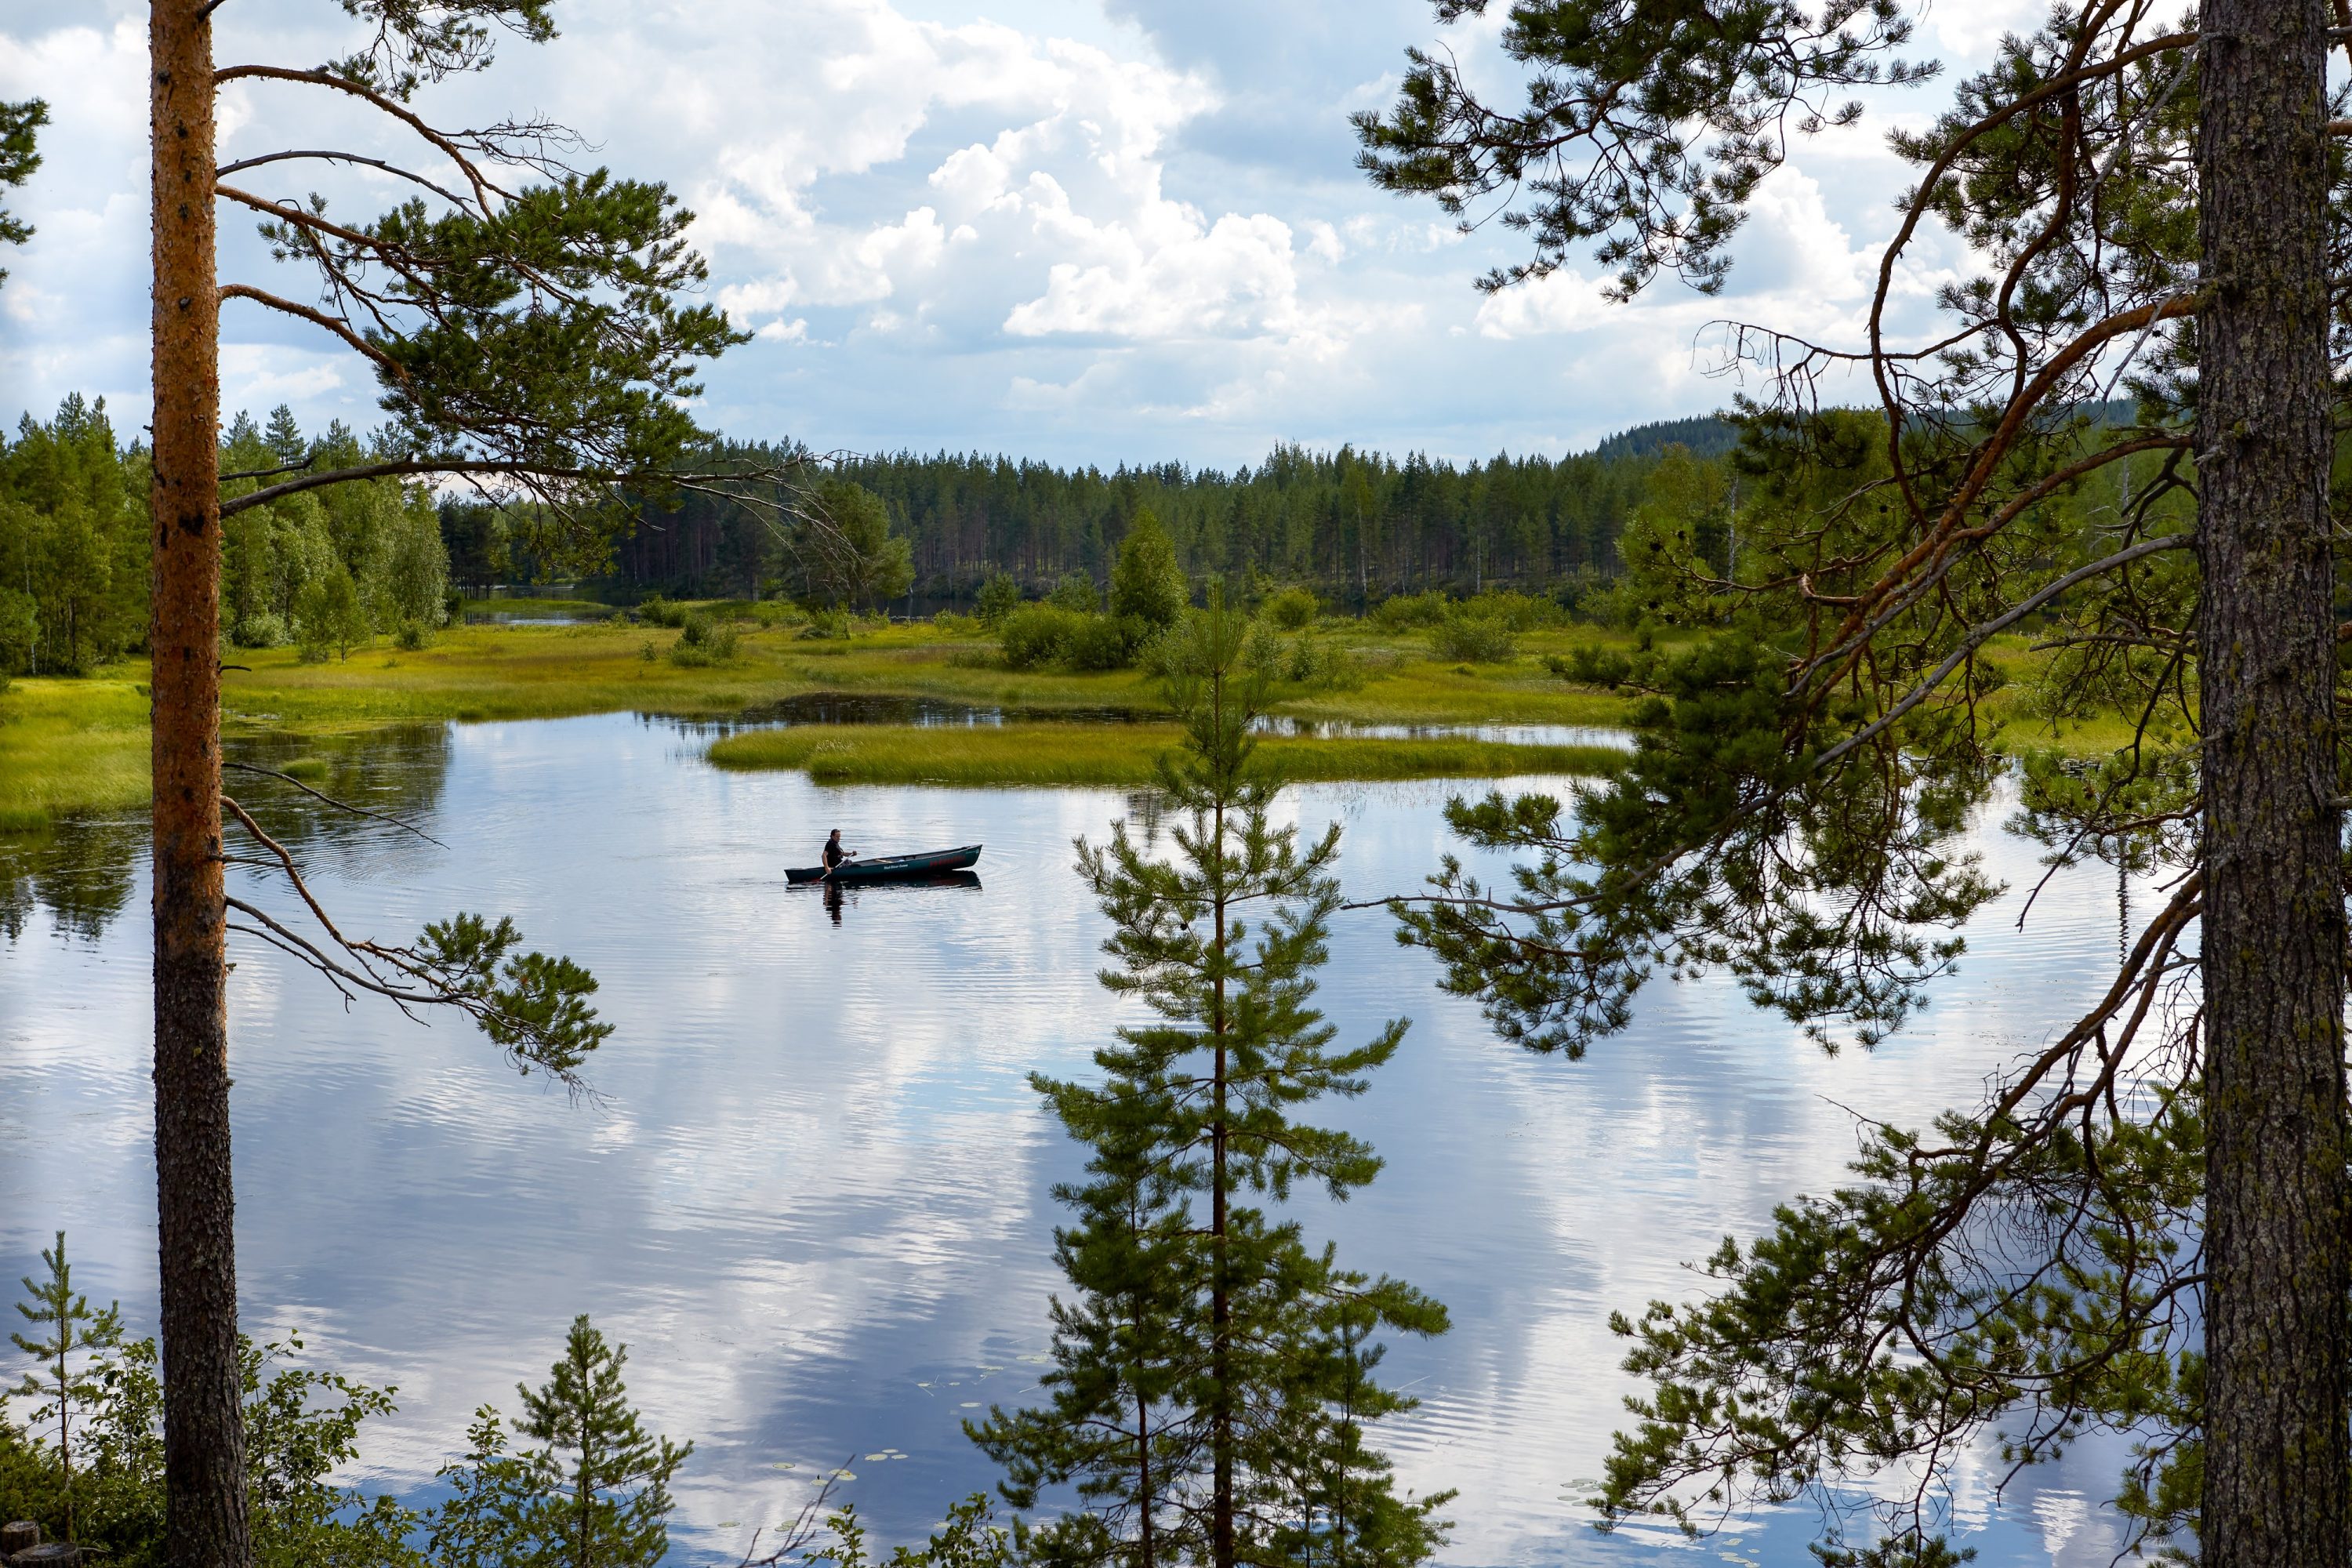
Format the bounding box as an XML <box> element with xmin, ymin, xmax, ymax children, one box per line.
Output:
<box><xmin>0</xmin><ymin>0</ymin><xmax>2037</xmax><ymax>467</ymax></box>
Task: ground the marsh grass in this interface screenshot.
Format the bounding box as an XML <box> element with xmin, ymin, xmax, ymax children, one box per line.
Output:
<box><xmin>706</xmin><ymin>721</ymin><xmax>1630</xmax><ymax>787</ymax></box>
<box><xmin>0</xmin><ymin>676</ymin><xmax>151</xmax><ymax>831</ymax></box>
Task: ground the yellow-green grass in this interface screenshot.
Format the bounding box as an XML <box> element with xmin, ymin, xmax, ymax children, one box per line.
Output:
<box><xmin>2</xmin><ymin>619</ymin><xmax>2149</xmax><ymax>832</ymax></box>
<box><xmin>706</xmin><ymin>721</ymin><xmax>1628</xmax><ymax>788</ymax></box>
<box><xmin>0</xmin><ymin>676</ymin><xmax>151</xmax><ymax>832</ymax></box>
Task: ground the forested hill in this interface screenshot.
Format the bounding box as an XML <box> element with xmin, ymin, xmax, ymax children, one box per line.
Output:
<box><xmin>568</xmin><ymin>417</ymin><xmax>1740</xmax><ymax>604</ymax></box>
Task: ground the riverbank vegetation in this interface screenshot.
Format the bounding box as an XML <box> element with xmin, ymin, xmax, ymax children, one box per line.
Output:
<box><xmin>707</xmin><ymin>720</ymin><xmax>1626</xmax><ymax>787</ymax></box>
<box><xmin>2</xmin><ymin>583</ymin><xmax>2158</xmax><ymax>829</ymax></box>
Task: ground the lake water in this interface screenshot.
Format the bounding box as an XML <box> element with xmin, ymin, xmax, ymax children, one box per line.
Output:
<box><xmin>0</xmin><ymin>710</ymin><xmax>2154</xmax><ymax>1566</ymax></box>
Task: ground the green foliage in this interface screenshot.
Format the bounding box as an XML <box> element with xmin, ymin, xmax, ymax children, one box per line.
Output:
<box><xmin>430</xmin><ymin>1316</ymin><xmax>689</xmax><ymax>1568</ymax></box>
<box><xmin>294</xmin><ymin>564</ymin><xmax>370</xmax><ymax>663</ymax></box>
<box><xmin>802</xmin><ymin>1495</ymin><xmax>1020</xmax><ymax>1568</ymax></box>
<box><xmin>1363</xmin><ymin>8</ymin><xmax>2219</xmax><ymax>1528</ymax></box>
<box><xmin>1108</xmin><ymin>510</ymin><xmax>1186</xmax><ymax>630</ymax></box>
<box><xmin>325</xmin><ymin>170</ymin><xmax>746</xmax><ymax>525</ymax></box>
<box><xmin>1425</xmin><ymin>612</ymin><xmax>1515</xmax><ymax>664</ymax></box>
<box><xmin>0</xmin><ymin>97</ymin><xmax>45</xmax><ymax>282</ymax></box>
<box><xmin>1353</xmin><ymin>0</ymin><xmax>1929</xmax><ymax>298</ymax></box>
<box><xmin>9</xmin><ymin>1233</ymin><xmax>123</xmax><ymax>1540</ymax></box>
<box><xmin>2</xmin><ymin>1310</ymin><xmax>419</xmax><ymax>1568</ymax></box>
<box><xmin>666</xmin><ymin>611</ymin><xmax>739</xmax><ymax>666</ymax></box>
<box><xmin>1047</xmin><ymin>572</ymin><xmax>1100</xmax><ymax>613</ymax></box>
<box><xmin>972</xmin><ymin>596</ymin><xmax>1450</xmax><ymax>1568</ymax></box>
<box><xmin>1247</xmin><ymin>622</ymin><xmax>1365</xmax><ymax>693</ymax></box>
<box><xmin>411</xmin><ymin>913</ymin><xmax>615</xmax><ymax>1080</ymax></box>
<box><xmin>620</xmin><ymin>434</ymin><xmax>1733</xmax><ymax>609</ymax></box>
<box><xmin>789</xmin><ymin>479</ymin><xmax>916</xmax><ymax>612</ymax></box>
<box><xmin>0</xmin><ymin>396</ymin><xmax>148</xmax><ymax>674</ymax></box>
<box><xmin>1370</xmin><ymin>591</ymin><xmax>1449</xmax><ymax>630</ymax></box>
<box><xmin>220</xmin><ymin>408</ymin><xmax>454</xmax><ymax>648</ymax></box>
<box><xmin>1261</xmin><ymin>586</ymin><xmax>1319</xmax><ymax>630</ymax></box>
<box><xmin>997</xmin><ymin>605</ymin><xmax>1136</xmax><ymax>672</ymax></box>
<box><xmin>975</xmin><ymin>573</ymin><xmax>1023</xmax><ymax>626</ymax></box>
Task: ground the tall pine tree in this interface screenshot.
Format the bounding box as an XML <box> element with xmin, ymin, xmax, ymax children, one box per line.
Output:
<box><xmin>973</xmin><ymin>599</ymin><xmax>1449</xmax><ymax>1568</ymax></box>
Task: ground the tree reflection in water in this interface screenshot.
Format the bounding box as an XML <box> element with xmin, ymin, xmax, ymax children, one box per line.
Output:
<box><xmin>0</xmin><ymin>724</ymin><xmax>455</xmax><ymax>943</ymax></box>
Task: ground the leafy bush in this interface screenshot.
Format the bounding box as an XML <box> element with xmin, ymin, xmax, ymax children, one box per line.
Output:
<box><xmin>1461</xmin><ymin>590</ymin><xmax>1561</xmax><ymax>631</ymax></box>
<box><xmin>975</xmin><ymin>573</ymin><xmax>1023</xmax><ymax>626</ymax></box>
<box><xmin>232</xmin><ymin>611</ymin><xmax>289</xmax><ymax>649</ymax></box>
<box><xmin>1427</xmin><ymin>612</ymin><xmax>1516</xmax><ymax>663</ymax></box>
<box><xmin>931</xmin><ymin>609</ymin><xmax>978</xmax><ymax>634</ymax></box>
<box><xmin>668</xmin><ymin>612</ymin><xmax>740</xmax><ymax>666</ymax></box>
<box><xmin>1047</xmin><ymin>572</ymin><xmax>1100</xmax><ymax>612</ymax></box>
<box><xmin>998</xmin><ymin>604</ymin><xmax>1137</xmax><ymax>670</ymax></box>
<box><xmin>1261</xmin><ymin>586</ymin><xmax>1319</xmax><ymax>630</ymax></box>
<box><xmin>752</xmin><ymin>600</ymin><xmax>804</xmax><ymax>630</ymax></box>
<box><xmin>1371</xmin><ymin>590</ymin><xmax>1450</xmax><ymax>629</ymax></box>
<box><xmin>636</xmin><ymin>594</ymin><xmax>688</xmax><ymax>628</ymax></box>
<box><xmin>797</xmin><ymin>607</ymin><xmax>851</xmax><ymax>640</ymax></box>
<box><xmin>1060</xmin><ymin>612</ymin><xmax>1134</xmax><ymax>670</ymax></box>
<box><xmin>393</xmin><ymin>618</ymin><xmax>432</xmax><ymax>651</ymax></box>
<box><xmin>999</xmin><ymin>604</ymin><xmax>1085</xmax><ymax>669</ymax></box>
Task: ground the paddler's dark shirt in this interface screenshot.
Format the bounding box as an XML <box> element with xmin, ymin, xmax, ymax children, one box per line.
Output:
<box><xmin>822</xmin><ymin>841</ymin><xmax>845</xmax><ymax>868</ymax></box>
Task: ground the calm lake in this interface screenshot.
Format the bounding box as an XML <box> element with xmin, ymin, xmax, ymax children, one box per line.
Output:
<box><xmin>1</xmin><ymin>710</ymin><xmax>2152</xmax><ymax>1566</ymax></box>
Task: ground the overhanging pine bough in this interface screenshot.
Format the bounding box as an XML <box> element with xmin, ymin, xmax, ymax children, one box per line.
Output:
<box><xmin>1363</xmin><ymin>2</ymin><xmax>2350</xmax><ymax>1561</ymax></box>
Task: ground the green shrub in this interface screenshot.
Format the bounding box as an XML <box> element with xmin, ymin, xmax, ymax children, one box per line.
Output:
<box><xmin>975</xmin><ymin>574</ymin><xmax>1023</xmax><ymax>626</ymax></box>
<box><xmin>668</xmin><ymin>612</ymin><xmax>740</xmax><ymax>666</ymax></box>
<box><xmin>1461</xmin><ymin>590</ymin><xmax>1560</xmax><ymax>631</ymax></box>
<box><xmin>752</xmin><ymin>600</ymin><xmax>804</xmax><ymax>630</ymax></box>
<box><xmin>393</xmin><ymin>618</ymin><xmax>431</xmax><ymax>651</ymax></box>
<box><xmin>1261</xmin><ymin>586</ymin><xmax>1319</xmax><ymax>630</ymax></box>
<box><xmin>232</xmin><ymin>611</ymin><xmax>289</xmax><ymax>649</ymax></box>
<box><xmin>1061</xmin><ymin>612</ymin><xmax>1133</xmax><ymax>670</ymax></box>
<box><xmin>1047</xmin><ymin>572</ymin><xmax>1100</xmax><ymax>613</ymax></box>
<box><xmin>999</xmin><ymin>603</ymin><xmax>1084</xmax><ymax>669</ymax></box>
<box><xmin>797</xmin><ymin>607</ymin><xmax>851</xmax><ymax>640</ymax></box>
<box><xmin>1427</xmin><ymin>612</ymin><xmax>1516</xmax><ymax>663</ymax></box>
<box><xmin>931</xmin><ymin>608</ymin><xmax>978</xmax><ymax>634</ymax></box>
<box><xmin>637</xmin><ymin>594</ymin><xmax>688</xmax><ymax>628</ymax></box>
<box><xmin>1372</xmin><ymin>590</ymin><xmax>1450</xmax><ymax>629</ymax></box>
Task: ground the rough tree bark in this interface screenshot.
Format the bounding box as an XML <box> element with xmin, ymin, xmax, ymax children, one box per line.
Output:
<box><xmin>148</xmin><ymin>4</ymin><xmax>249</xmax><ymax>1568</ymax></box>
<box><xmin>2195</xmin><ymin>1</ymin><xmax>2350</xmax><ymax>1564</ymax></box>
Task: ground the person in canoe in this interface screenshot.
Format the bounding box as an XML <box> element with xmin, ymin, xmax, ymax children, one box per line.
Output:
<box><xmin>822</xmin><ymin>829</ymin><xmax>854</xmax><ymax>878</ymax></box>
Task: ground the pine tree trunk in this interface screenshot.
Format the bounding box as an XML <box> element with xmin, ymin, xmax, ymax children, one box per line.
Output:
<box><xmin>150</xmin><ymin>7</ymin><xmax>247</xmax><ymax>1568</ymax></box>
<box><xmin>1210</xmin><ymin>783</ymin><xmax>1234</xmax><ymax>1568</ymax></box>
<box><xmin>2195</xmin><ymin>2</ymin><xmax>2350</xmax><ymax>1564</ymax></box>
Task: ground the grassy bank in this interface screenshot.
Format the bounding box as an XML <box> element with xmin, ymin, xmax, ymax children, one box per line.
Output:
<box><xmin>707</xmin><ymin>722</ymin><xmax>1628</xmax><ymax>788</ymax></box>
<box><xmin>0</xmin><ymin>677</ymin><xmax>150</xmax><ymax>832</ymax></box>
<box><xmin>2</xmin><ymin>614</ymin><xmax>2143</xmax><ymax>830</ymax></box>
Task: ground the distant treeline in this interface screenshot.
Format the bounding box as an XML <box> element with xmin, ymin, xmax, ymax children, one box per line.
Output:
<box><xmin>483</xmin><ymin>416</ymin><xmax>1743</xmax><ymax>606</ymax></box>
